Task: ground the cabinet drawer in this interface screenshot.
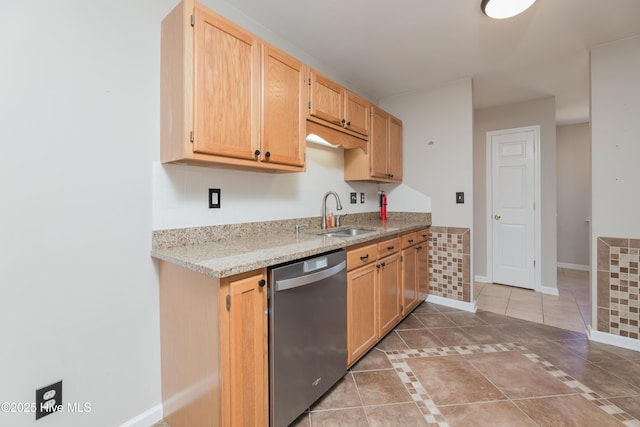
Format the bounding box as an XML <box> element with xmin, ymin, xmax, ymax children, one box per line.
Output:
<box><xmin>401</xmin><ymin>232</ymin><xmax>418</xmax><ymax>249</ymax></box>
<box><xmin>347</xmin><ymin>244</ymin><xmax>378</xmax><ymax>270</ymax></box>
<box><xmin>377</xmin><ymin>238</ymin><xmax>400</xmax><ymax>257</ymax></box>
<box><xmin>416</xmin><ymin>228</ymin><xmax>430</xmax><ymax>243</ymax></box>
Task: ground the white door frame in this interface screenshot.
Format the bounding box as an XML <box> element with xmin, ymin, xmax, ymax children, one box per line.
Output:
<box><xmin>486</xmin><ymin>125</ymin><xmax>542</xmax><ymax>291</ymax></box>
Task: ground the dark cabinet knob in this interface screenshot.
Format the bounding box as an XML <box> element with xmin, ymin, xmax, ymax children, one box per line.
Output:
<box><xmin>341</xmin><ymin>119</ymin><xmax>346</xmax><ymax>125</ymax></box>
<box><xmin>258</xmin><ymin>279</ymin><xmax>266</xmax><ymax>287</ymax></box>
<box><xmin>380</xmin><ymin>262</ymin><xmax>386</xmax><ymax>267</ymax></box>
<box><xmin>254</xmin><ymin>149</ymin><xmax>261</xmax><ymax>156</ymax></box>
<box><xmin>265</xmin><ymin>151</ymin><xmax>271</xmax><ymax>158</ymax></box>
<box><xmin>346</xmin><ymin>121</ymin><xmax>351</xmax><ymax>126</ymax></box>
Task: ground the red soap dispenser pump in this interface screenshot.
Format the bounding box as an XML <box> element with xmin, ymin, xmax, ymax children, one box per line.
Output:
<box><xmin>379</xmin><ymin>191</ymin><xmax>387</xmax><ymax>221</ymax></box>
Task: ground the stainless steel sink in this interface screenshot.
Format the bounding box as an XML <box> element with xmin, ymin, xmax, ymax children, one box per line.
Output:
<box><xmin>317</xmin><ymin>227</ymin><xmax>375</xmax><ymax>238</ymax></box>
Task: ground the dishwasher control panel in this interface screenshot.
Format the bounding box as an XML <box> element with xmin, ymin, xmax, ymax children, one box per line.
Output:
<box><xmin>304</xmin><ymin>256</ymin><xmax>328</xmax><ymax>272</ymax></box>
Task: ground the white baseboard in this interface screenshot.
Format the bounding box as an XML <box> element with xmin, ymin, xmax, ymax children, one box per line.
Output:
<box><xmin>588</xmin><ymin>327</ymin><xmax>640</xmax><ymax>352</ymax></box>
<box><xmin>539</xmin><ymin>285</ymin><xmax>559</xmax><ymax>296</ymax></box>
<box><xmin>118</xmin><ymin>404</ymin><xmax>163</xmax><ymax>427</ymax></box>
<box><xmin>426</xmin><ymin>294</ymin><xmax>477</xmax><ymax>313</ymax></box>
<box><xmin>557</xmin><ymin>262</ymin><xmax>590</xmax><ymax>271</ymax></box>
<box><xmin>474</xmin><ymin>275</ymin><xmax>490</xmax><ymax>283</ymax></box>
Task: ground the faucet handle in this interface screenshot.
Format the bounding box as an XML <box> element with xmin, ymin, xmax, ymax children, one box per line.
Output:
<box><xmin>294</xmin><ymin>224</ymin><xmax>308</xmax><ymax>234</ymax></box>
<box><xmin>335</xmin><ymin>214</ymin><xmax>344</xmax><ymax>227</ymax></box>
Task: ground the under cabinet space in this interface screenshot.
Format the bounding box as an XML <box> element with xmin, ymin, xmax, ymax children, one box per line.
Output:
<box><xmin>344</xmin><ymin>106</ymin><xmax>403</xmax><ymax>183</ymax></box>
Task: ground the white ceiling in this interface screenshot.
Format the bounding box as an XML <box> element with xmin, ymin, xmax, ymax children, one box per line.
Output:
<box><xmin>223</xmin><ymin>0</ymin><xmax>640</xmax><ymax>125</ymax></box>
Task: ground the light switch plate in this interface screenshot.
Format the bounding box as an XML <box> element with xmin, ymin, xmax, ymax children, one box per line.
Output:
<box><xmin>209</xmin><ymin>188</ymin><xmax>221</xmax><ymax>208</ymax></box>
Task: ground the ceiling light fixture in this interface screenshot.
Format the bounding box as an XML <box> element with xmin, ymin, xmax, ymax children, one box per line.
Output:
<box><xmin>481</xmin><ymin>0</ymin><xmax>537</xmax><ymax>19</ymax></box>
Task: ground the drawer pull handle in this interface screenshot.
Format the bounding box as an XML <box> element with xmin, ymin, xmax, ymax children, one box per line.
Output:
<box><xmin>359</xmin><ymin>254</ymin><xmax>369</xmax><ymax>261</ymax></box>
<box><xmin>408</xmin><ymin>239</ymin><xmax>414</xmax><ymax>243</ymax></box>
<box><xmin>387</xmin><ymin>246</ymin><xmax>395</xmax><ymax>251</ymax></box>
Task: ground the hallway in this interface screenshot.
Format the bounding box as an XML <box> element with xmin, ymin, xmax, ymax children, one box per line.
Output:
<box><xmin>475</xmin><ymin>268</ymin><xmax>590</xmax><ymax>333</ymax></box>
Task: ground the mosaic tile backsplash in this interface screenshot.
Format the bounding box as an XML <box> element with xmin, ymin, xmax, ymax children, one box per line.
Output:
<box><xmin>428</xmin><ymin>226</ymin><xmax>471</xmax><ymax>303</ymax></box>
<box><xmin>597</xmin><ymin>237</ymin><xmax>640</xmax><ymax>340</ymax></box>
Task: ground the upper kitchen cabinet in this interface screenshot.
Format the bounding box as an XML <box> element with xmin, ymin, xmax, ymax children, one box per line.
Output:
<box><xmin>307</xmin><ymin>70</ymin><xmax>369</xmax><ymax>150</ymax></box>
<box><xmin>344</xmin><ymin>106</ymin><xmax>403</xmax><ymax>183</ymax></box>
<box><xmin>160</xmin><ymin>0</ymin><xmax>305</xmax><ymax>172</ymax></box>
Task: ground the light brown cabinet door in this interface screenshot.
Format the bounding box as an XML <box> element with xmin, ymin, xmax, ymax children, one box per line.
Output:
<box><xmin>401</xmin><ymin>247</ymin><xmax>419</xmax><ymax>315</ymax></box>
<box><xmin>377</xmin><ymin>253</ymin><xmax>401</xmax><ymax>337</ymax></box>
<box><xmin>417</xmin><ymin>241</ymin><xmax>430</xmax><ymax>301</ymax></box>
<box><xmin>193</xmin><ymin>6</ymin><xmax>260</xmax><ymax>160</ymax></box>
<box><xmin>388</xmin><ymin>115</ymin><xmax>403</xmax><ymax>181</ymax></box>
<box><xmin>347</xmin><ymin>264</ymin><xmax>378</xmax><ymax>365</ymax></box>
<box><xmin>221</xmin><ymin>271</ymin><xmax>268</xmax><ymax>426</ymax></box>
<box><xmin>261</xmin><ymin>45</ymin><xmax>305</xmax><ymax>167</ymax></box>
<box><xmin>309</xmin><ymin>70</ymin><xmax>344</xmax><ymax>127</ymax></box>
<box><xmin>344</xmin><ymin>90</ymin><xmax>370</xmax><ymax>137</ymax></box>
<box><xmin>370</xmin><ymin>107</ymin><xmax>390</xmax><ymax>179</ymax></box>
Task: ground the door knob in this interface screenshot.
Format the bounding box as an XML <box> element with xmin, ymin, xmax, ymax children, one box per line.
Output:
<box><xmin>494</xmin><ymin>214</ymin><xmax>501</xmax><ymax>220</ymax></box>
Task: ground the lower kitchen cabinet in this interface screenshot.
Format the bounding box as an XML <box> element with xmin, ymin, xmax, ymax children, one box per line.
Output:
<box><xmin>377</xmin><ymin>252</ymin><xmax>401</xmax><ymax>337</ymax></box>
<box><xmin>416</xmin><ymin>229</ymin><xmax>430</xmax><ymax>301</ymax></box>
<box><xmin>220</xmin><ymin>270</ymin><xmax>268</xmax><ymax>426</ymax></box>
<box><xmin>347</xmin><ymin>263</ymin><xmax>378</xmax><ymax>365</ymax></box>
<box><xmin>346</xmin><ymin>237</ymin><xmax>401</xmax><ymax>366</ymax></box>
<box><xmin>346</xmin><ymin>230</ymin><xmax>430</xmax><ymax>367</ymax></box>
<box><xmin>401</xmin><ymin>232</ymin><xmax>420</xmax><ymax>315</ymax></box>
<box><xmin>159</xmin><ymin>261</ymin><xmax>268</xmax><ymax>427</ymax></box>
<box><xmin>401</xmin><ymin>229</ymin><xmax>431</xmax><ymax>314</ymax></box>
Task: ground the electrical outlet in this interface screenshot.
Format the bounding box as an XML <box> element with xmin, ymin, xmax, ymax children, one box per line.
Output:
<box><xmin>350</xmin><ymin>192</ymin><xmax>357</xmax><ymax>204</ymax></box>
<box><xmin>36</xmin><ymin>380</ymin><xmax>62</xmax><ymax>420</ymax></box>
<box><xmin>209</xmin><ymin>188</ymin><xmax>221</xmax><ymax>208</ymax></box>
<box><xmin>456</xmin><ymin>192</ymin><xmax>464</xmax><ymax>204</ymax></box>
<box><xmin>360</xmin><ymin>193</ymin><xmax>365</xmax><ymax>203</ymax></box>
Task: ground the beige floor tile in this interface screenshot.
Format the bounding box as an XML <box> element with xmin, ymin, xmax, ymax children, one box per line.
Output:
<box><xmin>478</xmin><ymin>283</ymin><xmax>512</xmax><ymax>298</ymax></box>
<box><xmin>507</xmin><ymin>299</ymin><xmax>542</xmax><ymax>313</ymax></box>
<box><xmin>505</xmin><ymin>309</ymin><xmax>543</xmax><ymax>323</ymax></box>
<box><xmin>475</xmin><ymin>295</ymin><xmax>508</xmax><ymax>314</ymax></box>
<box><xmin>510</xmin><ymin>287</ymin><xmax>541</xmax><ymax>299</ymax></box>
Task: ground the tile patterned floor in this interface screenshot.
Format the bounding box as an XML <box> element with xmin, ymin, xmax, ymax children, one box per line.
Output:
<box><xmin>475</xmin><ymin>268</ymin><xmax>591</xmax><ymax>333</ymax></box>
<box><xmin>289</xmin><ymin>302</ymin><xmax>640</xmax><ymax>427</ymax></box>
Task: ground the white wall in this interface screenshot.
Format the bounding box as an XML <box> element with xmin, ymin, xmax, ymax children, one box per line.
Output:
<box><xmin>590</xmin><ymin>35</ymin><xmax>640</xmax><ymax>326</ymax></box>
<box><xmin>379</xmin><ymin>78</ymin><xmax>474</xmax><ymax>228</ymax></box>
<box><xmin>0</xmin><ymin>1</ymin><xmax>384</xmax><ymax>426</ymax></box>
<box><xmin>556</xmin><ymin>123</ymin><xmax>590</xmax><ymax>268</ymax></box>
<box><xmin>0</xmin><ymin>1</ymin><xmax>178</xmax><ymax>426</ymax></box>
<box><xmin>153</xmin><ymin>147</ymin><xmax>379</xmax><ymax>229</ymax></box>
<box><xmin>474</xmin><ymin>97</ymin><xmax>557</xmax><ymax>289</ymax></box>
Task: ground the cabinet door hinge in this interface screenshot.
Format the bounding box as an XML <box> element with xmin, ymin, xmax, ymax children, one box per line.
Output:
<box><xmin>533</xmin><ymin>260</ymin><xmax>536</xmax><ymax>268</ymax></box>
<box><xmin>190</xmin><ymin>130</ymin><xmax>194</xmax><ymax>143</ymax></box>
<box><xmin>226</xmin><ymin>294</ymin><xmax>231</xmax><ymax>310</ymax></box>
<box><xmin>308</xmin><ymin>77</ymin><xmax>311</xmax><ymax>86</ymax></box>
<box><xmin>190</xmin><ymin>15</ymin><xmax>195</xmax><ymax>27</ymax></box>
<box><xmin>308</xmin><ymin>101</ymin><xmax>311</xmax><ymax>110</ymax></box>
<box><xmin>400</xmin><ymin>255</ymin><xmax>403</xmax><ymax>262</ymax></box>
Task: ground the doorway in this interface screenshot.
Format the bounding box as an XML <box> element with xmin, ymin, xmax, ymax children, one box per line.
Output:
<box><xmin>486</xmin><ymin>126</ymin><xmax>541</xmax><ymax>290</ymax></box>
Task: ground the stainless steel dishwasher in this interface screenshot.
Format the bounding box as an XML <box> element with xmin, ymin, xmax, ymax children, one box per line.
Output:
<box><xmin>269</xmin><ymin>249</ymin><xmax>347</xmax><ymax>427</ymax></box>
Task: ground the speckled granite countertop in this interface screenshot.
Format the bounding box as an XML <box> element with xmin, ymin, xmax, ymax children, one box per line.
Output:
<box><xmin>151</xmin><ymin>212</ymin><xmax>431</xmax><ymax>278</ymax></box>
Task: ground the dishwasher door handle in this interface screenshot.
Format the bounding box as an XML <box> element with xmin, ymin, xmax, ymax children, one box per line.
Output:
<box><xmin>275</xmin><ymin>261</ymin><xmax>346</xmax><ymax>291</ymax></box>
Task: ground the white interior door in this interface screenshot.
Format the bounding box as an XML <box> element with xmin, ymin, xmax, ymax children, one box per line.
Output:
<box><xmin>490</xmin><ymin>128</ymin><xmax>536</xmax><ymax>289</ymax></box>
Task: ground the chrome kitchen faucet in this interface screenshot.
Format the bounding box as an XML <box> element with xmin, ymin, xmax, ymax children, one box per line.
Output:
<box><xmin>321</xmin><ymin>191</ymin><xmax>343</xmax><ymax>229</ymax></box>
